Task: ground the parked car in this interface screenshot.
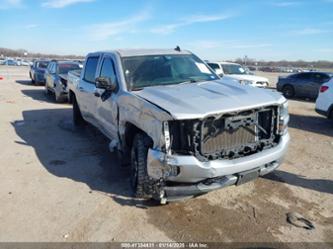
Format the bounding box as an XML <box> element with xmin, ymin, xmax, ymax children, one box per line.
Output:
<box><xmin>315</xmin><ymin>78</ymin><xmax>333</xmax><ymax>120</ymax></box>
<box><xmin>68</xmin><ymin>49</ymin><xmax>289</xmax><ymax>203</ymax></box>
<box><xmin>30</xmin><ymin>60</ymin><xmax>50</xmax><ymax>84</ymax></box>
<box><xmin>277</xmin><ymin>72</ymin><xmax>332</xmax><ymax>99</ymax></box>
<box><xmin>45</xmin><ymin>60</ymin><xmax>81</xmax><ymax>102</ymax></box>
<box><xmin>207</xmin><ymin>61</ymin><xmax>269</xmax><ymax>87</ymax></box>
<box><xmin>4</xmin><ymin>59</ymin><xmax>17</xmax><ymax>66</ymax></box>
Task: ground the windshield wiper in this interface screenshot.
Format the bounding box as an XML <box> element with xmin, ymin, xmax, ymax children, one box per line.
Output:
<box><xmin>177</xmin><ymin>79</ymin><xmax>199</xmax><ymax>85</ymax></box>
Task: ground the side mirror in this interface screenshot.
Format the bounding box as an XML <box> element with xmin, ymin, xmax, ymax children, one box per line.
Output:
<box><xmin>95</xmin><ymin>76</ymin><xmax>117</xmax><ymax>91</ymax></box>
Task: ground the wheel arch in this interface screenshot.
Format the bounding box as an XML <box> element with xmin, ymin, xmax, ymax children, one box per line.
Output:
<box><xmin>123</xmin><ymin>122</ymin><xmax>153</xmax><ymax>150</ymax></box>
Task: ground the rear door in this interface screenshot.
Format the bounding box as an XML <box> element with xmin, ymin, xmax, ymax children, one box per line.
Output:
<box><xmin>95</xmin><ymin>54</ymin><xmax>119</xmax><ymax>139</ymax></box>
<box><xmin>310</xmin><ymin>73</ymin><xmax>331</xmax><ymax>98</ymax></box>
<box><xmin>295</xmin><ymin>73</ymin><xmax>313</xmax><ymax>97</ymax></box>
<box><xmin>76</xmin><ymin>56</ymin><xmax>100</xmax><ymax>124</ymax></box>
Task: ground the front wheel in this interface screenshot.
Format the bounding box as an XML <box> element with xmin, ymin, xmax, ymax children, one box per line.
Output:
<box><xmin>130</xmin><ymin>133</ymin><xmax>153</xmax><ymax>198</ymax></box>
<box><xmin>282</xmin><ymin>85</ymin><xmax>295</xmax><ymax>98</ymax></box>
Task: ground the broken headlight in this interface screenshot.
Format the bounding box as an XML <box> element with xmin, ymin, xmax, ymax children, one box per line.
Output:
<box><xmin>278</xmin><ymin>101</ymin><xmax>289</xmax><ymax>135</ymax></box>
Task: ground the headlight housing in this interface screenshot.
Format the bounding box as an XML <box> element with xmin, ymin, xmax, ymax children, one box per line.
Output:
<box><xmin>278</xmin><ymin>101</ymin><xmax>289</xmax><ymax>135</ymax></box>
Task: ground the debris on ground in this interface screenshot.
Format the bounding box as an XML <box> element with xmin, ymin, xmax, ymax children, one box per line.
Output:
<box><xmin>286</xmin><ymin>212</ymin><xmax>315</xmax><ymax>230</ymax></box>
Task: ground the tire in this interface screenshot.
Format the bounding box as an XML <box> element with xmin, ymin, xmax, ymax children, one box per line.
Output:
<box><xmin>73</xmin><ymin>95</ymin><xmax>85</xmax><ymax>126</ymax></box>
<box><xmin>45</xmin><ymin>86</ymin><xmax>52</xmax><ymax>95</ymax></box>
<box><xmin>329</xmin><ymin>108</ymin><xmax>333</xmax><ymax>121</ymax></box>
<box><xmin>30</xmin><ymin>73</ymin><xmax>35</xmax><ymax>84</ymax></box>
<box><xmin>54</xmin><ymin>90</ymin><xmax>63</xmax><ymax>103</ymax></box>
<box><xmin>130</xmin><ymin>133</ymin><xmax>153</xmax><ymax>198</ymax></box>
<box><xmin>282</xmin><ymin>85</ymin><xmax>295</xmax><ymax>98</ymax></box>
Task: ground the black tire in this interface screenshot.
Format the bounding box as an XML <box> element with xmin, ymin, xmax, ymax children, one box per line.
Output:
<box><xmin>73</xmin><ymin>95</ymin><xmax>85</xmax><ymax>126</ymax></box>
<box><xmin>282</xmin><ymin>85</ymin><xmax>295</xmax><ymax>98</ymax></box>
<box><xmin>54</xmin><ymin>90</ymin><xmax>64</xmax><ymax>103</ymax></box>
<box><xmin>45</xmin><ymin>86</ymin><xmax>52</xmax><ymax>95</ymax></box>
<box><xmin>329</xmin><ymin>108</ymin><xmax>333</xmax><ymax>121</ymax></box>
<box><xmin>130</xmin><ymin>133</ymin><xmax>153</xmax><ymax>198</ymax></box>
<box><xmin>30</xmin><ymin>73</ymin><xmax>35</xmax><ymax>84</ymax></box>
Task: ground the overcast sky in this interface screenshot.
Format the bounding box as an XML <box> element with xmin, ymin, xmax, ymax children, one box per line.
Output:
<box><xmin>0</xmin><ymin>0</ymin><xmax>333</xmax><ymax>61</ymax></box>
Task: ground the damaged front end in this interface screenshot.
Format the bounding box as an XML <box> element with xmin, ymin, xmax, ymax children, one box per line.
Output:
<box><xmin>146</xmin><ymin>104</ymin><xmax>289</xmax><ymax>202</ymax></box>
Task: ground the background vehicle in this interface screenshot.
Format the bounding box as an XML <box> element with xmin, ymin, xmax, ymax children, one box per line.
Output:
<box><xmin>315</xmin><ymin>78</ymin><xmax>333</xmax><ymax>120</ymax></box>
<box><xmin>277</xmin><ymin>72</ymin><xmax>332</xmax><ymax>99</ymax></box>
<box><xmin>4</xmin><ymin>59</ymin><xmax>17</xmax><ymax>66</ymax></box>
<box><xmin>30</xmin><ymin>60</ymin><xmax>50</xmax><ymax>84</ymax></box>
<box><xmin>45</xmin><ymin>60</ymin><xmax>81</xmax><ymax>102</ymax></box>
<box><xmin>68</xmin><ymin>49</ymin><xmax>289</xmax><ymax>203</ymax></box>
<box><xmin>207</xmin><ymin>61</ymin><xmax>269</xmax><ymax>87</ymax></box>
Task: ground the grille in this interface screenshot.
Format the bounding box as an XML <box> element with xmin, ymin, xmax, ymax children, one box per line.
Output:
<box><xmin>201</xmin><ymin>125</ymin><xmax>256</xmax><ymax>155</ymax></box>
<box><xmin>169</xmin><ymin>106</ymin><xmax>278</xmax><ymax>161</ymax></box>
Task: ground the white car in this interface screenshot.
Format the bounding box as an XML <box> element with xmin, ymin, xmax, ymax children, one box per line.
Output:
<box><xmin>315</xmin><ymin>78</ymin><xmax>333</xmax><ymax>120</ymax></box>
<box><xmin>207</xmin><ymin>61</ymin><xmax>269</xmax><ymax>88</ymax></box>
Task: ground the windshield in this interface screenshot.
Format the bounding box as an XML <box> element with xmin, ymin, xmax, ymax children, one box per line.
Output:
<box><xmin>222</xmin><ymin>64</ymin><xmax>247</xmax><ymax>75</ymax></box>
<box><xmin>58</xmin><ymin>63</ymin><xmax>80</xmax><ymax>74</ymax></box>
<box><xmin>122</xmin><ymin>54</ymin><xmax>218</xmax><ymax>90</ymax></box>
<box><xmin>37</xmin><ymin>61</ymin><xmax>49</xmax><ymax>69</ymax></box>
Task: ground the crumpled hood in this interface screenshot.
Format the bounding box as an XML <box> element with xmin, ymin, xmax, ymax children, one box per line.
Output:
<box><xmin>134</xmin><ymin>79</ymin><xmax>284</xmax><ymax>120</ymax></box>
<box><xmin>225</xmin><ymin>74</ymin><xmax>269</xmax><ymax>82</ymax></box>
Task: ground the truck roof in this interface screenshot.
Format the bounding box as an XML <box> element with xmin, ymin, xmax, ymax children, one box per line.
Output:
<box><xmin>91</xmin><ymin>49</ymin><xmax>192</xmax><ymax>57</ymax></box>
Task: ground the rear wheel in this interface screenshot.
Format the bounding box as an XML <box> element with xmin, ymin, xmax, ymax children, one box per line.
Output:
<box><xmin>282</xmin><ymin>85</ymin><xmax>295</xmax><ymax>98</ymax></box>
<box><xmin>73</xmin><ymin>95</ymin><xmax>85</xmax><ymax>126</ymax></box>
<box><xmin>130</xmin><ymin>133</ymin><xmax>153</xmax><ymax>198</ymax></box>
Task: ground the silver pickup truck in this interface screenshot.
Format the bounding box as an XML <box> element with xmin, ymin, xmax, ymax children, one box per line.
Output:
<box><xmin>68</xmin><ymin>49</ymin><xmax>290</xmax><ymax>203</ymax></box>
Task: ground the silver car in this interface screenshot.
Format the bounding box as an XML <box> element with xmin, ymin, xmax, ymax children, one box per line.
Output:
<box><xmin>45</xmin><ymin>60</ymin><xmax>81</xmax><ymax>102</ymax></box>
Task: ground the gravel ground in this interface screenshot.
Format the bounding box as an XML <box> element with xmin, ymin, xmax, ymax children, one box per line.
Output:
<box><xmin>0</xmin><ymin>66</ymin><xmax>332</xmax><ymax>243</ymax></box>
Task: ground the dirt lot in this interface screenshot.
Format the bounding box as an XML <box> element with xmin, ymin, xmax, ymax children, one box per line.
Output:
<box><xmin>0</xmin><ymin>66</ymin><xmax>332</xmax><ymax>243</ymax></box>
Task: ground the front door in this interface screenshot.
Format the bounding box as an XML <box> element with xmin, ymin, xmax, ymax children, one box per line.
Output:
<box><xmin>95</xmin><ymin>55</ymin><xmax>119</xmax><ymax>140</ymax></box>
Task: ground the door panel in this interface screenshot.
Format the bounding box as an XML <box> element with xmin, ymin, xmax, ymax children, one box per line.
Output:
<box><xmin>95</xmin><ymin>55</ymin><xmax>119</xmax><ymax>140</ymax></box>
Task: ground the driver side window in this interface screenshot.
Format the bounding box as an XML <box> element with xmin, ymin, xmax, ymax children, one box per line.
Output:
<box><xmin>100</xmin><ymin>57</ymin><xmax>118</xmax><ymax>91</ymax></box>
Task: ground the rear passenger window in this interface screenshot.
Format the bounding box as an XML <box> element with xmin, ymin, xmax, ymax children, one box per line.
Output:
<box><xmin>297</xmin><ymin>73</ymin><xmax>312</xmax><ymax>81</ymax></box>
<box><xmin>313</xmin><ymin>73</ymin><xmax>330</xmax><ymax>83</ymax></box>
<box><xmin>100</xmin><ymin>58</ymin><xmax>117</xmax><ymax>85</ymax></box>
<box><xmin>84</xmin><ymin>57</ymin><xmax>99</xmax><ymax>83</ymax></box>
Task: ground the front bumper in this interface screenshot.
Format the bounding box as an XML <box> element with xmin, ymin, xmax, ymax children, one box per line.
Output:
<box><xmin>252</xmin><ymin>82</ymin><xmax>269</xmax><ymax>88</ymax></box>
<box><xmin>315</xmin><ymin>108</ymin><xmax>328</xmax><ymax>118</ymax></box>
<box><xmin>163</xmin><ymin>160</ymin><xmax>280</xmax><ymax>200</ymax></box>
<box><xmin>147</xmin><ymin>133</ymin><xmax>289</xmax><ymax>198</ymax></box>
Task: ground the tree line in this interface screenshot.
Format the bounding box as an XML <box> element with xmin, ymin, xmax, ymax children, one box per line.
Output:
<box><xmin>233</xmin><ymin>57</ymin><xmax>333</xmax><ymax>69</ymax></box>
<box><xmin>0</xmin><ymin>47</ymin><xmax>84</xmax><ymax>60</ymax></box>
<box><xmin>1</xmin><ymin>47</ymin><xmax>332</xmax><ymax>68</ymax></box>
